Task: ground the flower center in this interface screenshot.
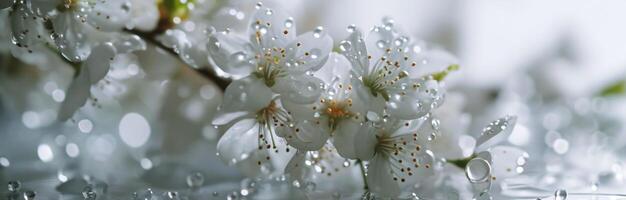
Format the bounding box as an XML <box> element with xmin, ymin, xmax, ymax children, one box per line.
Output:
<box><xmin>373</xmin><ymin>125</ymin><xmax>430</xmax><ymax>183</ymax></box>
<box><xmin>321</xmin><ymin>98</ymin><xmax>354</xmax><ymax>130</ymax></box>
<box><xmin>362</xmin><ymin>52</ymin><xmax>411</xmax><ymax>101</ymax></box>
<box><xmin>252</xmin><ymin>30</ymin><xmax>289</xmax><ymax>87</ymax></box>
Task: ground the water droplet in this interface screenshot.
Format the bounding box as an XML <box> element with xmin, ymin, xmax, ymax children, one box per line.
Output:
<box><xmin>431</xmin><ymin>118</ymin><xmax>440</xmax><ymax>130</ymax></box>
<box><xmin>465</xmin><ymin>158</ymin><xmax>491</xmax><ymax>183</ymax></box>
<box><xmin>265</xmin><ymin>8</ymin><xmax>273</xmax><ymax>15</ymax></box>
<box><xmin>347</xmin><ymin>24</ymin><xmax>356</xmax><ymax>33</ymax></box>
<box><xmin>121</xmin><ymin>2</ymin><xmax>131</xmax><ymax>13</ymax></box>
<box><xmin>166</xmin><ymin>191</ymin><xmax>179</xmax><ymax>199</ymax></box>
<box><xmin>313</xmin><ymin>26</ymin><xmax>324</xmax><ymax>38</ymax></box>
<box><xmin>23</xmin><ymin>190</ymin><xmax>36</xmax><ymax>200</ymax></box>
<box><xmin>292</xmin><ymin>180</ymin><xmax>301</xmax><ymax>188</ymax></box>
<box><xmin>343</xmin><ymin>161</ymin><xmax>351</xmax><ymax>167</ymax></box>
<box><xmin>240</xmin><ymin>189</ymin><xmax>249</xmax><ymax>196</ymax></box>
<box><xmin>338</xmin><ymin>41</ymin><xmax>352</xmax><ymax>52</ymax></box>
<box><xmin>285</xmin><ymin>18</ymin><xmax>294</xmax><ymax>28</ymax></box>
<box><xmin>0</xmin><ymin>157</ymin><xmax>10</xmax><ymax>167</ymax></box>
<box><xmin>305</xmin><ymin>182</ymin><xmax>316</xmax><ymax>192</ymax></box>
<box><xmin>8</xmin><ymin>181</ymin><xmax>21</xmax><ymax>192</ymax></box>
<box><xmin>472</xmin><ymin>191</ymin><xmax>492</xmax><ymax>200</ymax></box>
<box><xmin>376</xmin><ymin>40</ymin><xmax>386</xmax><ymax>49</ymax></box>
<box><xmin>382</xmin><ymin>17</ymin><xmax>395</xmax><ymax>28</ymax></box>
<box><xmin>255</xmin><ymin>2</ymin><xmax>263</xmax><ymax>9</ymax></box>
<box><xmin>186</xmin><ymin>172</ymin><xmax>205</xmax><ymax>188</ymax></box>
<box><xmin>428</xmin><ymin>132</ymin><xmax>436</xmax><ymax>141</ymax></box>
<box><xmin>554</xmin><ymin>189</ymin><xmax>567</xmax><ymax>200</ymax></box>
<box><xmin>82</xmin><ymin>186</ymin><xmax>97</xmax><ymax>200</ymax></box>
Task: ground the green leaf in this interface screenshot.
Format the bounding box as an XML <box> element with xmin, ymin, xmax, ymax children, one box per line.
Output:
<box><xmin>599</xmin><ymin>79</ymin><xmax>626</xmax><ymax>97</ymax></box>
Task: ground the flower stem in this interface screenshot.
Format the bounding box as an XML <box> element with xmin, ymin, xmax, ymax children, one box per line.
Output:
<box><xmin>357</xmin><ymin>159</ymin><xmax>369</xmax><ymax>190</ymax></box>
<box><xmin>447</xmin><ymin>154</ymin><xmax>477</xmax><ymax>169</ymax></box>
<box><xmin>124</xmin><ymin>29</ymin><xmax>231</xmax><ymax>90</ymax></box>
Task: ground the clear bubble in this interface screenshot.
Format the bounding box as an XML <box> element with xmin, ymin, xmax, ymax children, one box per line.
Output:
<box><xmin>347</xmin><ymin>24</ymin><xmax>356</xmax><ymax>33</ymax></box>
<box><xmin>82</xmin><ymin>186</ymin><xmax>97</xmax><ymax>200</ymax></box>
<box><xmin>465</xmin><ymin>158</ymin><xmax>491</xmax><ymax>183</ymax></box>
<box><xmin>313</xmin><ymin>26</ymin><xmax>324</xmax><ymax>38</ymax></box>
<box><xmin>554</xmin><ymin>189</ymin><xmax>567</xmax><ymax>200</ymax></box>
<box><xmin>23</xmin><ymin>190</ymin><xmax>36</xmax><ymax>200</ymax></box>
<box><xmin>8</xmin><ymin>181</ymin><xmax>21</xmax><ymax>192</ymax></box>
<box><xmin>285</xmin><ymin>18</ymin><xmax>294</xmax><ymax>28</ymax></box>
<box><xmin>338</xmin><ymin>41</ymin><xmax>352</xmax><ymax>52</ymax></box>
<box><xmin>186</xmin><ymin>172</ymin><xmax>205</xmax><ymax>188</ymax></box>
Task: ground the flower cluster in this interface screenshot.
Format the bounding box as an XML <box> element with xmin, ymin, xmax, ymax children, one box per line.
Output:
<box><xmin>209</xmin><ymin>3</ymin><xmax>522</xmax><ymax>198</ymax></box>
<box><xmin>1</xmin><ymin>1</ymin><xmax>527</xmax><ymax>198</ymax></box>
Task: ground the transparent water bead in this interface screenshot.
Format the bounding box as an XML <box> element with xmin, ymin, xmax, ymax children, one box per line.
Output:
<box><xmin>554</xmin><ymin>189</ymin><xmax>567</xmax><ymax>200</ymax></box>
<box><xmin>8</xmin><ymin>181</ymin><xmax>21</xmax><ymax>192</ymax></box>
<box><xmin>82</xmin><ymin>186</ymin><xmax>97</xmax><ymax>200</ymax></box>
<box><xmin>23</xmin><ymin>190</ymin><xmax>36</xmax><ymax>200</ymax></box>
<box><xmin>313</xmin><ymin>26</ymin><xmax>324</xmax><ymax>38</ymax></box>
<box><xmin>465</xmin><ymin>157</ymin><xmax>492</xmax><ymax>193</ymax></box>
<box><xmin>186</xmin><ymin>173</ymin><xmax>205</xmax><ymax>188</ymax></box>
<box><xmin>472</xmin><ymin>192</ymin><xmax>492</xmax><ymax>200</ymax></box>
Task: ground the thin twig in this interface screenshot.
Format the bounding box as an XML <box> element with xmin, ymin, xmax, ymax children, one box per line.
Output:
<box><xmin>357</xmin><ymin>159</ymin><xmax>369</xmax><ymax>190</ymax></box>
<box><xmin>124</xmin><ymin>28</ymin><xmax>231</xmax><ymax>90</ymax></box>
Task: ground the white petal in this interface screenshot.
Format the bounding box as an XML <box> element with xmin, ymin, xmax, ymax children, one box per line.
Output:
<box><xmin>248</xmin><ymin>6</ymin><xmax>296</xmax><ymax>48</ymax></box>
<box><xmin>338</xmin><ymin>29</ymin><xmax>368</xmax><ymax>76</ymax></box>
<box><xmin>364</xmin><ymin>25</ymin><xmax>395</xmax><ymax>72</ymax></box>
<box><xmin>86</xmin><ymin>43</ymin><xmax>116</xmax><ymax>84</ymax></box>
<box><xmin>367</xmin><ymin>155</ymin><xmax>401</xmax><ymax>198</ymax></box>
<box><xmin>111</xmin><ymin>34</ymin><xmax>146</xmax><ymax>54</ymax></box>
<box><xmin>332</xmin><ymin>119</ymin><xmax>362</xmax><ymax>159</ymax></box>
<box><xmin>273</xmin><ymin>74</ymin><xmax>323</xmax><ymax>104</ymax></box>
<box><xmin>313</xmin><ymin>53</ymin><xmax>352</xmax><ymax>84</ymax></box>
<box><xmin>9</xmin><ymin>5</ymin><xmax>41</xmax><ymax>50</ymax></box>
<box><xmin>354</xmin><ymin>123</ymin><xmax>377</xmax><ymax>160</ymax></box>
<box><xmin>280</xmin><ymin>99</ymin><xmax>318</xmax><ymax>121</ymax></box>
<box><xmin>282</xmin><ymin>30</ymin><xmax>333</xmax><ymax>74</ymax></box>
<box><xmin>488</xmin><ymin>146</ymin><xmax>528</xmax><ymax>179</ymax></box>
<box><xmin>84</xmin><ymin>0</ymin><xmax>131</xmax><ymax>31</ymax></box>
<box><xmin>387</xmin><ymin>79</ymin><xmax>442</xmax><ymax>119</ymax></box>
<box><xmin>475</xmin><ymin>115</ymin><xmax>518</xmax><ymax>151</ymax></box>
<box><xmin>207</xmin><ymin>32</ymin><xmax>256</xmax><ymax>77</ymax></box>
<box><xmin>216</xmin><ymin>119</ymin><xmax>259</xmax><ymax>165</ymax></box>
<box><xmin>406</xmin><ymin>48</ymin><xmax>458</xmax><ymax>78</ymax></box>
<box><xmin>212</xmin><ymin>76</ymin><xmax>273</xmax><ymax>125</ymax></box>
<box><xmin>28</xmin><ymin>0</ymin><xmax>60</xmax><ymax>16</ymax></box>
<box><xmin>58</xmin><ymin>70</ymin><xmax>90</xmax><ymax>121</ymax></box>
<box><xmin>52</xmin><ymin>12</ymin><xmax>91</xmax><ymax>62</ymax></box>
<box><xmin>278</xmin><ymin>120</ymin><xmax>329</xmax><ymax>151</ymax></box>
<box><xmin>284</xmin><ymin>151</ymin><xmax>306</xmax><ymax>180</ymax></box>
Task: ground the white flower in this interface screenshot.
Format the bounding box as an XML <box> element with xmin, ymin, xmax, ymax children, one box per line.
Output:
<box><xmin>338</xmin><ymin>19</ymin><xmax>457</xmax><ymax>120</ymax></box>
<box><xmin>284</xmin><ymin>143</ymin><xmax>363</xmax><ymax>194</ymax></box>
<box><xmin>207</xmin><ymin>4</ymin><xmax>333</xmax><ymax>104</ymax></box>
<box><xmin>278</xmin><ymin>53</ymin><xmax>373</xmax><ymax>157</ymax></box>
<box><xmin>58</xmin><ymin>35</ymin><xmax>146</xmax><ymax>120</ymax></box>
<box><xmin>352</xmin><ymin>116</ymin><xmax>439</xmax><ymax>198</ymax></box>
<box><xmin>48</xmin><ymin>0</ymin><xmax>133</xmax><ymax>62</ymax></box>
<box><xmin>213</xmin><ymin>77</ymin><xmax>296</xmax><ymax>176</ymax></box>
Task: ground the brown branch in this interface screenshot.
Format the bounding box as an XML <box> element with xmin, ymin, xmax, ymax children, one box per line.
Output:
<box><xmin>124</xmin><ymin>28</ymin><xmax>231</xmax><ymax>90</ymax></box>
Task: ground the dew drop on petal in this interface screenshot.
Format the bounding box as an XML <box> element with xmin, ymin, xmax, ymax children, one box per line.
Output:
<box><xmin>313</xmin><ymin>26</ymin><xmax>323</xmax><ymax>38</ymax></box>
<box><xmin>346</xmin><ymin>24</ymin><xmax>356</xmax><ymax>33</ymax></box>
<box><xmin>465</xmin><ymin>158</ymin><xmax>491</xmax><ymax>183</ymax></box>
<box><xmin>8</xmin><ymin>180</ymin><xmax>21</xmax><ymax>192</ymax></box>
<box><xmin>554</xmin><ymin>189</ymin><xmax>567</xmax><ymax>200</ymax></box>
<box><xmin>255</xmin><ymin>2</ymin><xmax>263</xmax><ymax>9</ymax></box>
<box><xmin>23</xmin><ymin>190</ymin><xmax>36</xmax><ymax>200</ymax></box>
<box><xmin>284</xmin><ymin>18</ymin><xmax>294</xmax><ymax>28</ymax></box>
<box><xmin>186</xmin><ymin>172</ymin><xmax>205</xmax><ymax>188</ymax></box>
<box><xmin>338</xmin><ymin>41</ymin><xmax>351</xmax><ymax>52</ymax></box>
